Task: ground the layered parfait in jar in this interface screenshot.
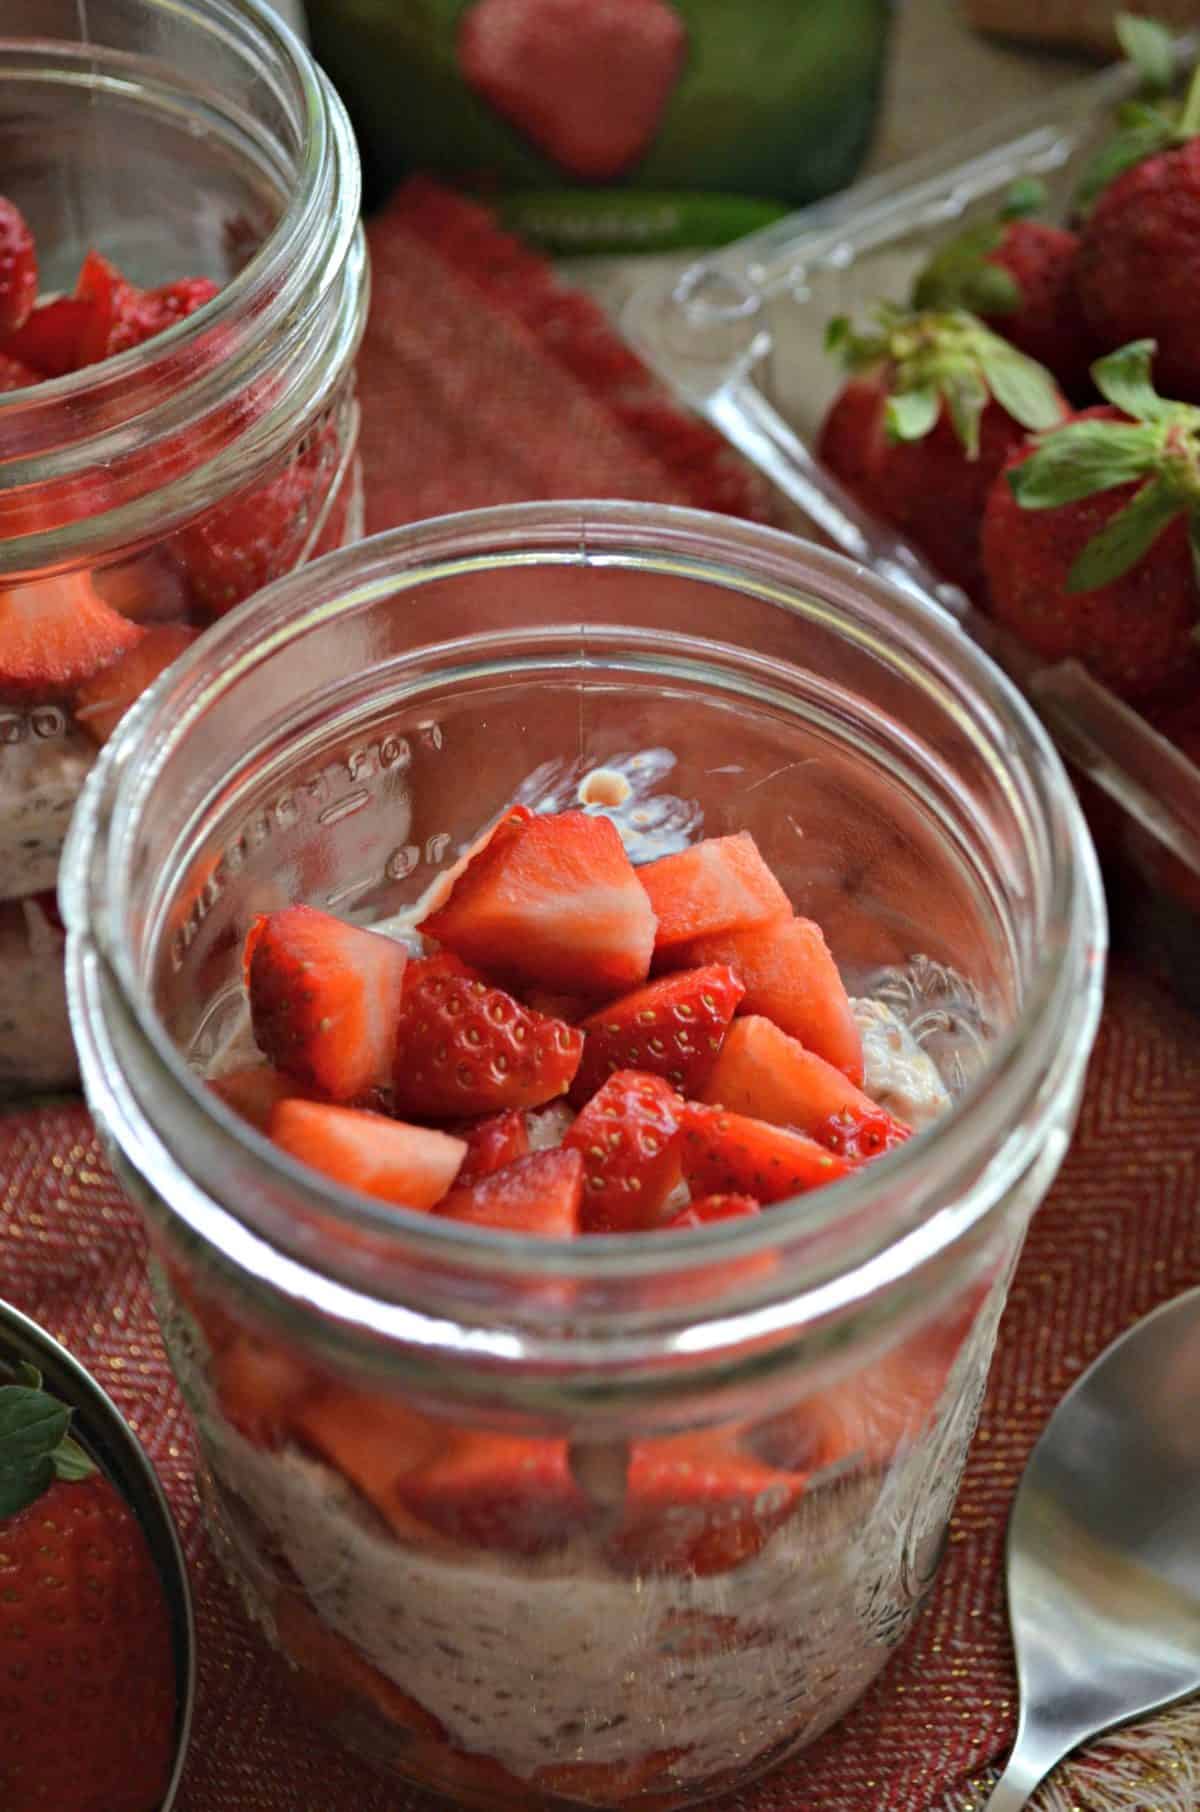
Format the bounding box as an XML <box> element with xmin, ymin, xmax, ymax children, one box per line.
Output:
<box><xmin>0</xmin><ymin>0</ymin><xmax>365</xmax><ymax>1091</ymax></box>
<box><xmin>61</xmin><ymin>504</ymin><xmax>1107</xmax><ymax>1810</ymax></box>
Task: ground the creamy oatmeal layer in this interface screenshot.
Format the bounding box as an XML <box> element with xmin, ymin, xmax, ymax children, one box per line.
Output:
<box><xmin>0</xmin><ymin>895</ymin><xmax>77</xmax><ymax>1094</ymax></box>
<box><xmin>0</xmin><ymin>717</ymin><xmax>94</xmax><ymax>901</ymax></box>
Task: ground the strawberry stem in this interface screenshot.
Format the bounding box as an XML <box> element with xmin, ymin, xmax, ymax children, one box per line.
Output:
<box><xmin>1178</xmin><ymin>57</ymin><xmax>1200</xmax><ymax>137</ymax></box>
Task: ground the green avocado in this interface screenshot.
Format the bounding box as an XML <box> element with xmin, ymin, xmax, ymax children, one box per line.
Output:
<box><xmin>309</xmin><ymin>0</ymin><xmax>892</xmax><ymax>248</ymax></box>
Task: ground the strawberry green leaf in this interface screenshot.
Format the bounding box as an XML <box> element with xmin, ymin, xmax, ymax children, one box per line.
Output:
<box><xmin>0</xmin><ymin>1457</ymin><xmax>54</xmax><ymax>1520</ymax></box>
<box><xmin>1075</xmin><ymin>119</ymin><xmax>1177</xmax><ymax>214</ymax></box>
<box><xmin>975</xmin><ymin>340</ymin><xmax>1064</xmax><ymax>433</ymax></box>
<box><xmin>911</xmin><ymin>221</ymin><xmax>1018</xmax><ymax>316</ymax></box>
<box><xmin>0</xmin><ymin>1377</ymin><xmax>95</xmax><ymax>1517</ymax></box>
<box><xmin>825</xmin><ymin>315</ymin><xmax>850</xmax><ymax>355</ymax></box>
<box><xmin>1008</xmin><ymin>420</ymin><xmax>1160</xmax><ymax>508</ymax></box>
<box><xmin>1001</xmin><ymin>176</ymin><xmax>1049</xmax><ymax>220</ymax></box>
<box><xmin>942</xmin><ymin>367</ymin><xmax>989</xmax><ymax>460</ymax></box>
<box><xmin>1114</xmin><ymin>12</ymin><xmax>1176</xmax><ymax>93</ymax></box>
<box><xmin>1091</xmin><ymin>339</ymin><xmax>1172</xmax><ymax>421</ymax></box>
<box><xmin>53</xmin><ymin>1434</ymin><xmax>95</xmax><ymax>1481</ymax></box>
<box><xmin>885</xmin><ymin>384</ymin><xmax>940</xmax><ymax>442</ymax></box>
<box><xmin>1067</xmin><ymin>474</ymin><xmax>1183</xmax><ymax>592</ymax></box>
<box><xmin>0</xmin><ymin>1384</ymin><xmax>70</xmax><ymax>1462</ymax></box>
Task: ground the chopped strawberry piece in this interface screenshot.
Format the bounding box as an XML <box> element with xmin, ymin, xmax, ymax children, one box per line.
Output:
<box><xmin>208</xmin><ymin>1062</ymin><xmax>324</xmax><ymax>1133</ymax></box>
<box><xmin>611</xmin><ymin>1431</ymin><xmax>805</xmax><ymax>1576</ymax></box>
<box><xmin>661</xmin><ymin>1193</ymin><xmax>761</xmax><ymax>1230</ymax></box>
<box><xmin>436</xmin><ymin>1147</ymin><xmax>583</xmax><ymax>1236</ymax></box>
<box><xmin>396</xmin><ymin>1431</ymin><xmax>590</xmax><ymax>1556</ymax></box>
<box><xmin>417</xmin><ymin>803</ymin><xmax>533</xmax><ymax>921</ymax></box>
<box><xmin>392</xmin><ymin>966</ymin><xmax>583</xmax><ymax>1118</ymax></box>
<box><xmin>2</xmin><ymin>295</ymin><xmax>95</xmax><ymax>377</ymax></box>
<box><xmin>638</xmin><ymin>831</ymin><xmax>790</xmax><ymax>951</ymax></box>
<box><xmin>571</xmin><ymin>963</ymin><xmax>743</xmax><ymax>1106</ymax></box>
<box><xmin>699</xmin><ymin>1016</ymin><xmax>909</xmax><ymax>1158</ymax></box>
<box><xmin>679</xmin><ymin>1103</ymin><xmax>850</xmax><ymax>1204</ymax></box>
<box><xmin>458</xmin><ymin>0</ymin><xmax>687</xmax><ymax>182</ymax></box>
<box><xmin>419</xmin><ymin>808</ymin><xmax>657</xmax><ymax>997</ymax></box>
<box><xmin>664</xmin><ymin>915</ymin><xmax>863</xmax><ymax>1085</ymax></box>
<box><xmin>73</xmin><ymin>621</ymin><xmax>198</xmax><ymax>743</ymax></box>
<box><xmin>269</xmin><ymin>1100</ymin><xmax>466</xmax><ymax>1210</ymax></box>
<box><xmin>246</xmin><ymin>905</ymin><xmax>408</xmax><ymax>1100</ymax></box>
<box><xmin>533</xmin><ymin>1749</ymin><xmax>689</xmax><ymax>1805</ymax></box>
<box><xmin>212</xmin><ymin>1331</ymin><xmax>316</xmax><ymax>1448</ymax></box>
<box><xmin>0</xmin><ymin>196</ymin><xmax>37</xmax><ymax>337</ymax></box>
<box><xmin>72</xmin><ymin>250</ymin><xmax>218</xmax><ymax>365</ymax></box>
<box><xmin>0</xmin><ymin>571</ymin><xmax>143</xmax><ymax>695</ymax></box>
<box><xmin>174</xmin><ymin>456</ymin><xmax>328</xmax><ymax>618</ymax></box>
<box><xmin>292</xmin><ymin>1386</ymin><xmax>449</xmax><ymax>1539</ymax></box>
<box><xmin>564</xmin><ymin>1068</ymin><xmax>684</xmax><ymax>1233</ymax></box>
<box><xmin>274</xmin><ymin>1590</ymin><xmax>445</xmax><ymax>1739</ymax></box>
<box><xmin>455</xmin><ymin>1106</ymin><xmax>531</xmax><ymax>1181</ymax></box>
<box><xmin>0</xmin><ymin>352</ymin><xmax>37</xmax><ymax>390</ymax></box>
<box><xmin>754</xmin><ymin>1284</ymin><xmax>991</xmax><ymax>1474</ymax></box>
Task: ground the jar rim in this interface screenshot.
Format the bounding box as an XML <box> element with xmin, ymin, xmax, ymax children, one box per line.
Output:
<box><xmin>62</xmin><ymin>502</ymin><xmax>1108</xmax><ymax>1388</ymax></box>
<box><xmin>0</xmin><ymin>0</ymin><xmax>363</xmax><ymax>569</ymax></box>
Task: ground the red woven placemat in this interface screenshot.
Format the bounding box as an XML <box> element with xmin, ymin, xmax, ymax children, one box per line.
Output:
<box><xmin>3</xmin><ymin>181</ymin><xmax>1200</xmax><ymax>1812</ymax></box>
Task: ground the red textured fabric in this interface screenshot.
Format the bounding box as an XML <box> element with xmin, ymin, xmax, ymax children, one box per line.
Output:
<box><xmin>2</xmin><ymin>183</ymin><xmax>1199</xmax><ymax>1812</ymax></box>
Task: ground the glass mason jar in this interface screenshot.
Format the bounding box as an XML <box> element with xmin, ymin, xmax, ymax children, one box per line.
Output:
<box><xmin>62</xmin><ymin>503</ymin><xmax>1107</xmax><ymax>1811</ymax></box>
<box><xmin>0</xmin><ymin>0</ymin><xmax>366</xmax><ymax>1091</ymax></box>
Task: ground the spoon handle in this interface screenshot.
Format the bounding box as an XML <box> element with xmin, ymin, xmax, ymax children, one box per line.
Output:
<box><xmin>980</xmin><ymin>1747</ymin><xmax>1052</xmax><ymax>1812</ymax></box>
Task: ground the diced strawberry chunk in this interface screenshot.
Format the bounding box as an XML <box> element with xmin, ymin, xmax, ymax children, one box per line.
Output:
<box><xmin>638</xmin><ymin>832</ymin><xmax>790</xmax><ymax>951</ymax></box>
<box><xmin>533</xmin><ymin>1749</ymin><xmax>689</xmax><ymax>1806</ymax></box>
<box><xmin>661</xmin><ymin>1193</ymin><xmax>761</xmax><ymax>1230</ymax></box>
<box><xmin>417</xmin><ymin>803</ymin><xmax>533</xmax><ymax>922</ymax></box>
<box><xmin>753</xmin><ymin>1284</ymin><xmax>991</xmax><ymax>1474</ymax></box>
<box><xmin>73</xmin><ymin>621</ymin><xmax>198</xmax><ymax>743</ymax></box>
<box><xmin>455</xmin><ymin>1107</ymin><xmax>531</xmax><ymax>1182</ymax></box>
<box><xmin>292</xmin><ymin>1386</ymin><xmax>449</xmax><ymax>1539</ymax></box>
<box><xmin>679</xmin><ymin>1103</ymin><xmax>850</xmax><ymax>1204</ymax></box>
<box><xmin>570</xmin><ymin>963</ymin><xmax>743</xmax><ymax>1106</ymax></box>
<box><xmin>246</xmin><ymin>905</ymin><xmax>408</xmax><ymax>1100</ymax></box>
<box><xmin>2</xmin><ymin>295</ymin><xmax>95</xmax><ymax>377</ymax></box>
<box><xmin>175</xmin><ymin>455</ymin><xmax>329</xmax><ymax>619</ymax></box>
<box><xmin>436</xmin><ymin>1147</ymin><xmax>583</xmax><ymax>1236</ymax></box>
<box><xmin>72</xmin><ymin>249</ymin><xmax>218</xmax><ymax>365</ymax></box>
<box><xmin>0</xmin><ymin>196</ymin><xmax>37</xmax><ymax>338</ymax></box>
<box><xmin>208</xmin><ymin>1063</ymin><xmax>325</xmax><ymax>1133</ymax></box>
<box><xmin>0</xmin><ymin>352</ymin><xmax>37</xmax><ymax>391</ymax></box>
<box><xmin>699</xmin><ymin>1017</ymin><xmax>909</xmax><ymax>1158</ymax></box>
<box><xmin>392</xmin><ymin>966</ymin><xmax>583</xmax><ymax>1118</ymax></box>
<box><xmin>269</xmin><ymin>1100</ymin><xmax>466</xmax><ymax>1210</ymax></box>
<box><xmin>404</xmin><ymin>950</ymin><xmax>483</xmax><ymax>989</ymax></box>
<box><xmin>273</xmin><ymin>1590</ymin><xmax>445</xmax><ymax>1739</ymax></box>
<box><xmin>564</xmin><ymin>1069</ymin><xmax>685</xmax><ymax>1233</ymax></box>
<box><xmin>610</xmin><ymin>1431</ymin><xmax>805</xmax><ymax>1577</ymax></box>
<box><xmin>0</xmin><ymin>571</ymin><xmax>143</xmax><ymax>695</ymax></box>
<box><xmin>664</xmin><ymin>915</ymin><xmax>863</xmax><ymax>1085</ymax></box>
<box><xmin>212</xmin><ymin>1331</ymin><xmax>316</xmax><ymax>1448</ymax></box>
<box><xmin>396</xmin><ymin>1431</ymin><xmax>590</xmax><ymax>1556</ymax></box>
<box><xmin>419</xmin><ymin>808</ymin><xmax>656</xmax><ymax>997</ymax></box>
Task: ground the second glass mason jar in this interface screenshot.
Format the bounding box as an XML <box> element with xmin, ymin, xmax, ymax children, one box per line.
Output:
<box><xmin>62</xmin><ymin>503</ymin><xmax>1106</xmax><ymax>1810</ymax></box>
<box><xmin>0</xmin><ymin>0</ymin><xmax>366</xmax><ymax>1091</ymax></box>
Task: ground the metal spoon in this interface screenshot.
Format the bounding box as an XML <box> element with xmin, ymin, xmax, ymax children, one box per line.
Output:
<box><xmin>983</xmin><ymin>1286</ymin><xmax>1200</xmax><ymax>1810</ymax></box>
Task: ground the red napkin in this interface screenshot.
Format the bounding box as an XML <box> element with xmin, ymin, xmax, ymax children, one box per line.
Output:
<box><xmin>3</xmin><ymin>182</ymin><xmax>1199</xmax><ymax>1812</ymax></box>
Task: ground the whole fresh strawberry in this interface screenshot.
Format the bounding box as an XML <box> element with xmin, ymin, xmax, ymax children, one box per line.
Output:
<box><xmin>911</xmin><ymin>182</ymin><xmax>1094</xmax><ymax>399</ymax></box>
<box><xmin>1073</xmin><ymin>20</ymin><xmax>1200</xmax><ymax>398</ymax></box>
<box><xmin>981</xmin><ymin>340</ymin><xmax>1200</xmax><ymax>701</ymax></box>
<box><xmin>818</xmin><ymin>304</ymin><xmax>1066</xmax><ymax>596</ymax></box>
<box><xmin>0</xmin><ymin>195</ymin><xmax>37</xmax><ymax>338</ymax></box>
<box><xmin>0</xmin><ymin>1368</ymin><xmax>177</xmax><ymax>1812</ymax></box>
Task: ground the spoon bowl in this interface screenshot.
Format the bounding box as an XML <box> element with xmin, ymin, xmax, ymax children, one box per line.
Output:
<box><xmin>985</xmin><ymin>1285</ymin><xmax>1200</xmax><ymax>1810</ymax></box>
